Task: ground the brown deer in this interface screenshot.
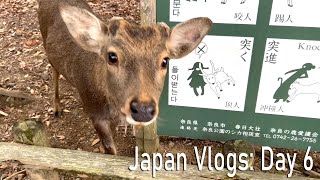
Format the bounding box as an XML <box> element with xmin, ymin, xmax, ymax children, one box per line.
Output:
<box><xmin>37</xmin><ymin>0</ymin><xmax>212</xmax><ymax>155</ymax></box>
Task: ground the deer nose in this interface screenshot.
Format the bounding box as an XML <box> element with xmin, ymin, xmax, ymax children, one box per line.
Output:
<box><xmin>130</xmin><ymin>98</ymin><xmax>156</xmax><ymax>122</ymax></box>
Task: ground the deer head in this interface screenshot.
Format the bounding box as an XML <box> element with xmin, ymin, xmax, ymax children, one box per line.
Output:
<box><xmin>200</xmin><ymin>60</ymin><xmax>218</xmax><ymax>84</ymax></box>
<box><xmin>59</xmin><ymin>3</ymin><xmax>213</xmax><ymax>126</ymax></box>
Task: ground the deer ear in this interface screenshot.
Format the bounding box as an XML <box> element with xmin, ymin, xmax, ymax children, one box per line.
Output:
<box><xmin>167</xmin><ymin>17</ymin><xmax>212</xmax><ymax>59</ymax></box>
<box><xmin>59</xmin><ymin>3</ymin><xmax>106</xmax><ymax>54</ymax></box>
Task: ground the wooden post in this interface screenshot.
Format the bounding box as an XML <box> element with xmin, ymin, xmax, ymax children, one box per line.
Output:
<box><xmin>140</xmin><ymin>0</ymin><xmax>156</xmax><ymax>24</ymax></box>
<box><xmin>135</xmin><ymin>0</ymin><xmax>159</xmax><ymax>154</ymax></box>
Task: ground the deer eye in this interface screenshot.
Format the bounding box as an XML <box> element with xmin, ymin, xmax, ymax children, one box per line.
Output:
<box><xmin>107</xmin><ymin>52</ymin><xmax>118</xmax><ymax>65</ymax></box>
<box><xmin>161</xmin><ymin>57</ymin><xmax>169</xmax><ymax>69</ymax></box>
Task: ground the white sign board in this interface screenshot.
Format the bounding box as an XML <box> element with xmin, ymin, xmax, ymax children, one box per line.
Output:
<box><xmin>256</xmin><ymin>38</ymin><xmax>320</xmax><ymax>119</ymax></box>
<box><xmin>170</xmin><ymin>0</ymin><xmax>260</xmax><ymax>25</ymax></box>
<box><xmin>169</xmin><ymin>35</ymin><xmax>254</xmax><ymax>112</ymax></box>
<box><xmin>270</xmin><ymin>0</ymin><xmax>320</xmax><ymax>28</ymax></box>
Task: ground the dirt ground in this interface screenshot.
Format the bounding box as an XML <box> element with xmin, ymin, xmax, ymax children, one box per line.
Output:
<box><xmin>1</xmin><ymin>0</ymin><xmax>320</xmax><ymax>179</ymax></box>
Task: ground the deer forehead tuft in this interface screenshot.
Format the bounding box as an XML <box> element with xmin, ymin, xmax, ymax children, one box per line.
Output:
<box><xmin>115</xmin><ymin>23</ymin><xmax>168</xmax><ymax>45</ymax></box>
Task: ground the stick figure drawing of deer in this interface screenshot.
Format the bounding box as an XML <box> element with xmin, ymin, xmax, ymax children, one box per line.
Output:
<box><xmin>200</xmin><ymin>60</ymin><xmax>235</xmax><ymax>99</ymax></box>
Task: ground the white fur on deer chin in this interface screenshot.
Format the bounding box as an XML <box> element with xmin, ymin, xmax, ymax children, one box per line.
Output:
<box><xmin>125</xmin><ymin>116</ymin><xmax>156</xmax><ymax>126</ymax></box>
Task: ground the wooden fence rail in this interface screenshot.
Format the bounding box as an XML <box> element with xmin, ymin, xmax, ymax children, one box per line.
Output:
<box><xmin>0</xmin><ymin>142</ymin><xmax>314</xmax><ymax>180</ymax></box>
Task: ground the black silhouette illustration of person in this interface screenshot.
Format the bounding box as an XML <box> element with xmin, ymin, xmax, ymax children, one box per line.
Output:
<box><xmin>273</xmin><ymin>63</ymin><xmax>316</xmax><ymax>103</ymax></box>
<box><xmin>187</xmin><ymin>62</ymin><xmax>209</xmax><ymax>96</ymax></box>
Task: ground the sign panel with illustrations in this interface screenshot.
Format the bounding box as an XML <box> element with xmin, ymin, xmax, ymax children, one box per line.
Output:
<box><xmin>157</xmin><ymin>0</ymin><xmax>320</xmax><ymax>150</ymax></box>
<box><xmin>270</xmin><ymin>0</ymin><xmax>320</xmax><ymax>28</ymax></box>
<box><xmin>170</xmin><ymin>0</ymin><xmax>260</xmax><ymax>24</ymax></box>
<box><xmin>169</xmin><ymin>36</ymin><xmax>253</xmax><ymax>112</ymax></box>
<box><xmin>256</xmin><ymin>38</ymin><xmax>320</xmax><ymax>119</ymax></box>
